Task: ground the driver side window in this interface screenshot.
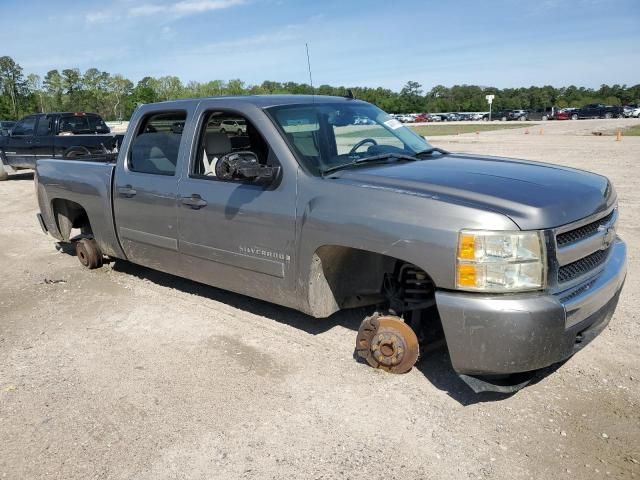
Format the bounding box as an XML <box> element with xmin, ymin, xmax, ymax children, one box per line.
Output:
<box><xmin>12</xmin><ymin>116</ymin><xmax>36</xmax><ymax>136</ymax></box>
<box><xmin>191</xmin><ymin>111</ymin><xmax>270</xmax><ymax>179</ymax></box>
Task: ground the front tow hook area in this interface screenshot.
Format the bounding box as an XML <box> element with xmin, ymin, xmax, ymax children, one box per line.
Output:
<box><xmin>355</xmin><ymin>313</ymin><xmax>420</xmax><ymax>374</ymax></box>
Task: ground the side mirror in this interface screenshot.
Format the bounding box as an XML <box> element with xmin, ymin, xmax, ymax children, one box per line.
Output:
<box><xmin>215</xmin><ymin>152</ymin><xmax>280</xmax><ymax>184</ymax></box>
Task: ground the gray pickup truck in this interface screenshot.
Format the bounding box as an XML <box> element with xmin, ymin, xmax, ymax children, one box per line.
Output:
<box><xmin>34</xmin><ymin>95</ymin><xmax>627</xmax><ymax>392</ymax></box>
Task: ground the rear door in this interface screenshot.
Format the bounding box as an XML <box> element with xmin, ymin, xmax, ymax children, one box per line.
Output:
<box><xmin>4</xmin><ymin>115</ymin><xmax>37</xmax><ymax>167</ymax></box>
<box><xmin>113</xmin><ymin>109</ymin><xmax>189</xmax><ymax>274</ymax></box>
<box><xmin>583</xmin><ymin>104</ymin><xmax>597</xmax><ymax>117</ymax></box>
<box><xmin>175</xmin><ymin>105</ymin><xmax>297</xmax><ymax>305</ymax></box>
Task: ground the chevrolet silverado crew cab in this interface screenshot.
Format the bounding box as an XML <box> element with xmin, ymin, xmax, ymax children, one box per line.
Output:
<box><xmin>0</xmin><ymin>112</ymin><xmax>123</xmax><ymax>180</ymax></box>
<box><xmin>34</xmin><ymin>95</ymin><xmax>627</xmax><ymax>392</ymax></box>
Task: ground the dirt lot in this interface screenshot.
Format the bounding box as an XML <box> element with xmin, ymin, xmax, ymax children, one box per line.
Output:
<box><xmin>1</xmin><ymin>118</ymin><xmax>639</xmax><ymax>479</ymax></box>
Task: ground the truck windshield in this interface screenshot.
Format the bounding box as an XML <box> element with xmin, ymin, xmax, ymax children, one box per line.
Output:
<box><xmin>267</xmin><ymin>102</ymin><xmax>436</xmax><ymax>175</ymax></box>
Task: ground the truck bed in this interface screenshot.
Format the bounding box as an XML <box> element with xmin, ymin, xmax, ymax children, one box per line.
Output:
<box><xmin>35</xmin><ymin>158</ymin><xmax>123</xmax><ymax>258</ymax></box>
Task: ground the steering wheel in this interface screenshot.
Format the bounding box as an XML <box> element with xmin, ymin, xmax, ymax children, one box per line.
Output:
<box><xmin>349</xmin><ymin>138</ymin><xmax>378</xmax><ymax>154</ymax></box>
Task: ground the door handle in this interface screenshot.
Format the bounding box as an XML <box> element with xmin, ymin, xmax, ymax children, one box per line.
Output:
<box><xmin>117</xmin><ymin>185</ymin><xmax>137</xmax><ymax>198</ymax></box>
<box><xmin>181</xmin><ymin>194</ymin><xmax>207</xmax><ymax>209</ymax></box>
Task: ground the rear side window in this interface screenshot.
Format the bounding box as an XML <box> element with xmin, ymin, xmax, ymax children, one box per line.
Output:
<box><xmin>60</xmin><ymin>115</ymin><xmax>91</xmax><ymax>134</ymax></box>
<box><xmin>59</xmin><ymin>114</ymin><xmax>108</xmax><ymax>134</ymax></box>
<box><xmin>129</xmin><ymin>111</ymin><xmax>186</xmax><ymax>176</ymax></box>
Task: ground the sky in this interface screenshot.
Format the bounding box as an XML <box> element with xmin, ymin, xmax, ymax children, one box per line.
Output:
<box><xmin>1</xmin><ymin>0</ymin><xmax>639</xmax><ymax>91</ymax></box>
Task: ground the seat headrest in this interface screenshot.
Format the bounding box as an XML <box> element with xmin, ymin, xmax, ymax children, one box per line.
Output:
<box><xmin>205</xmin><ymin>132</ymin><xmax>231</xmax><ymax>155</ymax></box>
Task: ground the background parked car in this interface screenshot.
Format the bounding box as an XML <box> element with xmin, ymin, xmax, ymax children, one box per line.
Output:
<box><xmin>554</xmin><ymin>108</ymin><xmax>578</xmax><ymax>120</ymax></box>
<box><xmin>218</xmin><ymin>119</ymin><xmax>247</xmax><ymax>135</ymax></box>
<box><xmin>509</xmin><ymin>110</ymin><xmax>529</xmax><ymax>121</ymax></box>
<box><xmin>0</xmin><ymin>121</ymin><xmax>16</xmax><ymax>136</ymax></box>
<box><xmin>527</xmin><ymin>107</ymin><xmax>555</xmax><ymax>121</ymax></box>
<box><xmin>623</xmin><ymin>105</ymin><xmax>640</xmax><ymax>118</ymax></box>
<box><xmin>413</xmin><ymin>114</ymin><xmax>430</xmax><ymax>123</ymax></box>
<box><xmin>574</xmin><ymin>103</ymin><xmax>624</xmax><ymax>119</ymax></box>
<box><xmin>482</xmin><ymin>110</ymin><xmax>513</xmax><ymax>121</ymax></box>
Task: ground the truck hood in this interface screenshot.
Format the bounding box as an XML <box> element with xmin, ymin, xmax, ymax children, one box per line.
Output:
<box><xmin>331</xmin><ymin>154</ymin><xmax>614</xmax><ymax>230</ymax></box>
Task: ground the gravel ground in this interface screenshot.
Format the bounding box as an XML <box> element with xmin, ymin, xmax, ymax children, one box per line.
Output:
<box><xmin>1</xmin><ymin>118</ymin><xmax>639</xmax><ymax>479</ymax></box>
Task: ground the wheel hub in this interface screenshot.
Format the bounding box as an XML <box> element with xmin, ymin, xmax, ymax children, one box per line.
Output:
<box><xmin>355</xmin><ymin>314</ymin><xmax>419</xmax><ymax>374</ymax></box>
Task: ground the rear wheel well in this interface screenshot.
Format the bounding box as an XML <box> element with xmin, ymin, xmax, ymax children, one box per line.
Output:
<box><xmin>51</xmin><ymin>199</ymin><xmax>92</xmax><ymax>241</ymax></box>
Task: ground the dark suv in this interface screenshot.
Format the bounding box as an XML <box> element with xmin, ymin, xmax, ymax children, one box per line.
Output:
<box><xmin>528</xmin><ymin>108</ymin><xmax>555</xmax><ymax>121</ymax></box>
<box><xmin>482</xmin><ymin>110</ymin><xmax>513</xmax><ymax>121</ymax></box>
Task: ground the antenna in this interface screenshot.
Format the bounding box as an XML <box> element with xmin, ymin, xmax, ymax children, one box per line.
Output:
<box><xmin>305</xmin><ymin>43</ymin><xmax>314</xmax><ymax>99</ymax></box>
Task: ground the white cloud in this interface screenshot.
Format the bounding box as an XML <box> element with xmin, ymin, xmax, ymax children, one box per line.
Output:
<box><xmin>85</xmin><ymin>11</ymin><xmax>114</xmax><ymax>23</ymax></box>
<box><xmin>129</xmin><ymin>0</ymin><xmax>246</xmax><ymax>17</ymax></box>
<box><xmin>129</xmin><ymin>4</ymin><xmax>167</xmax><ymax>16</ymax></box>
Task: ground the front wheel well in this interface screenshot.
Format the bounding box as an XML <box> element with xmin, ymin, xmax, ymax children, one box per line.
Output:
<box><xmin>308</xmin><ymin>246</ymin><xmax>437</xmax><ymax>315</ymax></box>
<box><xmin>51</xmin><ymin>198</ymin><xmax>92</xmax><ymax>241</ymax></box>
<box><xmin>308</xmin><ymin>245</ymin><xmax>443</xmax><ymax>346</ymax></box>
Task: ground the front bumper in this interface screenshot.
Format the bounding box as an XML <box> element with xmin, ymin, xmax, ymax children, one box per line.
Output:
<box><xmin>436</xmin><ymin>239</ymin><xmax>626</xmax><ymax>376</ymax></box>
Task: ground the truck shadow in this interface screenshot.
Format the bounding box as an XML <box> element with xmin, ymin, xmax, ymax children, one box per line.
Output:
<box><xmin>65</xmin><ymin>254</ymin><xmax>564</xmax><ymax>405</ymax></box>
<box><xmin>3</xmin><ymin>171</ymin><xmax>34</xmax><ymax>181</ymax></box>
<box><xmin>110</xmin><ymin>259</ymin><xmax>364</xmax><ymax>335</ymax></box>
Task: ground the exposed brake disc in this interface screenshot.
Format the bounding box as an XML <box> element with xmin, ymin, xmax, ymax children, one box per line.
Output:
<box><xmin>355</xmin><ymin>313</ymin><xmax>419</xmax><ymax>374</ymax></box>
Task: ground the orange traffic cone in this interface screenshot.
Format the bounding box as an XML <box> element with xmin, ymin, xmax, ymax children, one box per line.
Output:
<box><xmin>616</xmin><ymin>130</ymin><xmax>622</xmax><ymax>141</ymax></box>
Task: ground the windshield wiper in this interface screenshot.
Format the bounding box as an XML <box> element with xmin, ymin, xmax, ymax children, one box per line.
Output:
<box><xmin>414</xmin><ymin>147</ymin><xmax>449</xmax><ymax>156</ymax></box>
<box><xmin>321</xmin><ymin>153</ymin><xmax>420</xmax><ymax>176</ymax></box>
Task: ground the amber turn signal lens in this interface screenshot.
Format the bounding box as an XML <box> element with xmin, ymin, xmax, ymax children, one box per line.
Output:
<box><xmin>457</xmin><ymin>264</ymin><xmax>477</xmax><ymax>287</ymax></box>
<box><xmin>458</xmin><ymin>234</ymin><xmax>476</xmax><ymax>260</ymax></box>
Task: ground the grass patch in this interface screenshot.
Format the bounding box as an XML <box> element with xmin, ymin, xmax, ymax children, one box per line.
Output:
<box><xmin>621</xmin><ymin>125</ymin><xmax>640</xmax><ymax>136</ymax></box>
<box><xmin>411</xmin><ymin>123</ymin><xmax>534</xmax><ymax>136</ymax></box>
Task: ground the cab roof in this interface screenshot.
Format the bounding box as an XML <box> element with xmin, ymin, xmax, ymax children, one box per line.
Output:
<box><xmin>148</xmin><ymin>94</ymin><xmax>366</xmax><ymax>109</ymax></box>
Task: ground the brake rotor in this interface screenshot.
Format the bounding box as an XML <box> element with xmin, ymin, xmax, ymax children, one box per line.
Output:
<box><xmin>355</xmin><ymin>313</ymin><xmax>419</xmax><ymax>374</ymax></box>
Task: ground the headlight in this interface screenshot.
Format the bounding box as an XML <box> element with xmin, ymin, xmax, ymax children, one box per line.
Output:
<box><xmin>456</xmin><ymin>230</ymin><xmax>546</xmax><ymax>292</ymax></box>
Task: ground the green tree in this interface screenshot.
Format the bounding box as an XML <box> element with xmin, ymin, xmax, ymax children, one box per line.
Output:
<box><xmin>43</xmin><ymin>70</ymin><xmax>64</xmax><ymax>112</ymax></box>
<box><xmin>108</xmin><ymin>74</ymin><xmax>133</xmax><ymax>121</ymax></box>
<box><xmin>0</xmin><ymin>56</ymin><xmax>27</xmax><ymax>117</ymax></box>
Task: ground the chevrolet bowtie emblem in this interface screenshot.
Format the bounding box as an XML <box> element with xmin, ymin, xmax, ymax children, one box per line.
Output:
<box><xmin>598</xmin><ymin>225</ymin><xmax>616</xmax><ymax>250</ymax></box>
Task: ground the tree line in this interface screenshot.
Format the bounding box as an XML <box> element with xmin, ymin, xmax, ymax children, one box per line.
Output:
<box><xmin>1</xmin><ymin>55</ymin><xmax>639</xmax><ymax>121</ymax></box>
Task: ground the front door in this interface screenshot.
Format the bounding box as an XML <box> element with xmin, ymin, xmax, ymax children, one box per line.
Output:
<box><xmin>4</xmin><ymin>115</ymin><xmax>37</xmax><ymax>168</ymax></box>
<box><xmin>113</xmin><ymin>110</ymin><xmax>188</xmax><ymax>274</ymax></box>
<box><xmin>176</xmin><ymin>108</ymin><xmax>297</xmax><ymax>306</ymax></box>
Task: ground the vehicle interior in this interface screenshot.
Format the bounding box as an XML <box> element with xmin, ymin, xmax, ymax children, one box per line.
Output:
<box><xmin>192</xmin><ymin>111</ymin><xmax>269</xmax><ymax>178</ymax></box>
<box><xmin>129</xmin><ymin>112</ymin><xmax>186</xmax><ymax>175</ymax></box>
<box><xmin>268</xmin><ymin>103</ymin><xmax>431</xmax><ymax>175</ymax></box>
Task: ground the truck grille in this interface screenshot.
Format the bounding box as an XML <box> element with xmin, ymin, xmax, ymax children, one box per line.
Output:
<box><xmin>556</xmin><ymin>210</ymin><xmax>614</xmax><ymax>247</ymax></box>
<box><xmin>554</xmin><ymin>208</ymin><xmax>617</xmax><ymax>285</ymax></box>
<box><xmin>557</xmin><ymin>248</ymin><xmax>610</xmax><ymax>283</ymax></box>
